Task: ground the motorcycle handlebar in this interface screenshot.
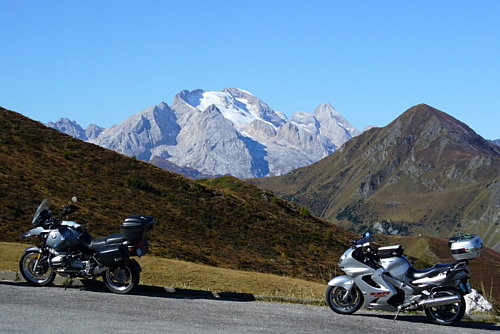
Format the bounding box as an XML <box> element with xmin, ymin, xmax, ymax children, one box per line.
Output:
<box><xmin>58</xmin><ymin>204</ymin><xmax>80</xmax><ymax>219</ymax></box>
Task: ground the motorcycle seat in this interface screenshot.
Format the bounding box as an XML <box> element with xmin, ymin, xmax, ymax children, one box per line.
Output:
<box><xmin>89</xmin><ymin>238</ymin><xmax>107</xmax><ymax>249</ymax></box>
<box><xmin>406</xmin><ymin>262</ymin><xmax>455</xmax><ymax>280</ymax></box>
<box><xmin>105</xmin><ymin>233</ymin><xmax>126</xmax><ymax>244</ymax></box>
<box><xmin>89</xmin><ymin>234</ymin><xmax>126</xmax><ymax>250</ymax></box>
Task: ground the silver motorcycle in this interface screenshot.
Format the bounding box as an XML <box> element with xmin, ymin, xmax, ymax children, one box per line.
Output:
<box><xmin>19</xmin><ymin>197</ymin><xmax>154</xmax><ymax>294</ymax></box>
<box><xmin>325</xmin><ymin>232</ymin><xmax>483</xmax><ymax>325</ymax></box>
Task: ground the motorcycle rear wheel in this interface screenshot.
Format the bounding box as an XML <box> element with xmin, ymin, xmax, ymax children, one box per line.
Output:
<box><xmin>325</xmin><ymin>285</ymin><xmax>364</xmax><ymax>314</ymax></box>
<box><xmin>103</xmin><ymin>264</ymin><xmax>139</xmax><ymax>294</ymax></box>
<box><xmin>424</xmin><ymin>289</ymin><xmax>465</xmax><ymax>325</ymax></box>
<box><xmin>19</xmin><ymin>251</ymin><xmax>56</xmax><ymax>286</ymax></box>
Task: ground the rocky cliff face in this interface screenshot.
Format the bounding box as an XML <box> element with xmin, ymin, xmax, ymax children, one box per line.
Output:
<box><xmin>49</xmin><ymin>88</ymin><xmax>360</xmax><ymax>178</ymax></box>
<box><xmin>47</xmin><ymin>118</ymin><xmax>87</xmax><ymax>140</ymax></box>
<box><xmin>47</xmin><ymin>118</ymin><xmax>103</xmax><ymax>141</ymax></box>
<box><xmin>91</xmin><ymin>102</ymin><xmax>180</xmax><ymax>161</ymax></box>
<box><xmin>252</xmin><ymin>104</ymin><xmax>500</xmax><ymax>250</ymax></box>
<box><xmin>85</xmin><ymin>124</ymin><xmax>104</xmax><ymax>140</ymax></box>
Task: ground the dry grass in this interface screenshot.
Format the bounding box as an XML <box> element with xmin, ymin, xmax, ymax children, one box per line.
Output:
<box><xmin>0</xmin><ymin>242</ymin><xmax>325</xmax><ymax>301</ymax></box>
<box><xmin>0</xmin><ymin>242</ymin><xmax>24</xmax><ymax>272</ymax></box>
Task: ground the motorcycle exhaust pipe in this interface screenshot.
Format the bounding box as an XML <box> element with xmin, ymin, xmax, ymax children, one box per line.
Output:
<box><xmin>419</xmin><ymin>295</ymin><xmax>461</xmax><ymax>308</ymax></box>
<box><xmin>92</xmin><ymin>266</ymin><xmax>107</xmax><ymax>275</ymax></box>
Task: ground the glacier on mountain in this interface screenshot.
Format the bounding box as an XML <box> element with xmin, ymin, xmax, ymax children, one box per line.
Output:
<box><xmin>48</xmin><ymin>88</ymin><xmax>360</xmax><ymax>178</ymax></box>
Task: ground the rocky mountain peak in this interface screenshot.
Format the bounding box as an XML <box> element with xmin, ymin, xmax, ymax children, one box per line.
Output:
<box><xmin>47</xmin><ymin>88</ymin><xmax>360</xmax><ymax>178</ymax></box>
<box><xmin>47</xmin><ymin>118</ymin><xmax>87</xmax><ymax>140</ymax></box>
<box><xmin>222</xmin><ymin>87</ymin><xmax>254</xmax><ymax>98</ymax></box>
<box><xmin>392</xmin><ymin>104</ymin><xmax>500</xmax><ymax>158</ymax></box>
<box><xmin>175</xmin><ymin>89</ymin><xmax>205</xmax><ymax>109</ymax></box>
<box><xmin>203</xmin><ymin>104</ymin><xmax>223</xmax><ymax>116</ymax></box>
<box><xmin>307</xmin><ymin>103</ymin><xmax>360</xmax><ymax>147</ymax></box>
<box><xmin>252</xmin><ymin>103</ymin><xmax>500</xmax><ymax>250</ymax></box>
<box><xmin>314</xmin><ymin>103</ymin><xmax>341</xmax><ymax>117</ymax></box>
<box><xmin>85</xmin><ymin>124</ymin><xmax>104</xmax><ymax>140</ymax></box>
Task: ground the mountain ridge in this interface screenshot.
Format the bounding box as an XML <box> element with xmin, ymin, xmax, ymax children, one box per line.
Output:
<box><xmin>48</xmin><ymin>88</ymin><xmax>360</xmax><ymax>178</ymax></box>
<box><xmin>251</xmin><ymin>104</ymin><xmax>500</xmax><ymax>250</ymax></box>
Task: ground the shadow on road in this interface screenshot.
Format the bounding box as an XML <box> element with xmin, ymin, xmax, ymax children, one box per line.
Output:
<box><xmin>355</xmin><ymin>312</ymin><xmax>499</xmax><ymax>331</ymax></box>
<box><xmin>0</xmin><ymin>279</ymin><xmax>256</xmax><ymax>302</ymax></box>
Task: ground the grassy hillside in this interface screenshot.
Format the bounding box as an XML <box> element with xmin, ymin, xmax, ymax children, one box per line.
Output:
<box><xmin>252</xmin><ymin>104</ymin><xmax>500</xmax><ymax>250</ymax></box>
<box><xmin>0</xmin><ymin>107</ymin><xmax>357</xmax><ymax>282</ymax></box>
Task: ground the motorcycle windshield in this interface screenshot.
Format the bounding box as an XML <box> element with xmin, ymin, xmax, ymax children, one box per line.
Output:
<box><xmin>31</xmin><ymin>199</ymin><xmax>51</xmax><ymax>225</ymax></box>
<box><xmin>355</xmin><ymin>232</ymin><xmax>372</xmax><ymax>246</ymax></box>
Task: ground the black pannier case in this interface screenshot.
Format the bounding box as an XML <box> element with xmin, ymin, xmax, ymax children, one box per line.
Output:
<box><xmin>97</xmin><ymin>244</ymin><xmax>129</xmax><ymax>266</ymax></box>
<box><xmin>121</xmin><ymin>215</ymin><xmax>155</xmax><ymax>241</ymax></box>
<box><xmin>376</xmin><ymin>245</ymin><xmax>404</xmax><ymax>258</ymax></box>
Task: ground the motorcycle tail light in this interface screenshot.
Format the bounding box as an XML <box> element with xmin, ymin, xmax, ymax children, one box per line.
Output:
<box><xmin>134</xmin><ymin>241</ymin><xmax>144</xmax><ymax>249</ymax></box>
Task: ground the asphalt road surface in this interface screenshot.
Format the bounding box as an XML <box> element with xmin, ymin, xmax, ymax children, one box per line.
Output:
<box><xmin>0</xmin><ymin>281</ymin><xmax>497</xmax><ymax>334</ymax></box>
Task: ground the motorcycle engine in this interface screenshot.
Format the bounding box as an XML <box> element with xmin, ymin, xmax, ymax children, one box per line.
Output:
<box><xmin>70</xmin><ymin>260</ymin><xmax>85</xmax><ymax>269</ymax></box>
<box><xmin>51</xmin><ymin>255</ymin><xmax>66</xmax><ymax>267</ymax></box>
<box><xmin>51</xmin><ymin>252</ymin><xmax>87</xmax><ymax>270</ymax></box>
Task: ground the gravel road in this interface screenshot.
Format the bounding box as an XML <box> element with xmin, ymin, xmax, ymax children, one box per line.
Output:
<box><xmin>0</xmin><ymin>282</ymin><xmax>497</xmax><ymax>333</ymax></box>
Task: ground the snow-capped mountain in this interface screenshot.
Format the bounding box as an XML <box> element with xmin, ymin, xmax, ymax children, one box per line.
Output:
<box><xmin>48</xmin><ymin>88</ymin><xmax>360</xmax><ymax>178</ymax></box>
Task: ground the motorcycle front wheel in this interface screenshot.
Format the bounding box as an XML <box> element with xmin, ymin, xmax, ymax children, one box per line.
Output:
<box><xmin>19</xmin><ymin>251</ymin><xmax>56</xmax><ymax>286</ymax></box>
<box><xmin>424</xmin><ymin>289</ymin><xmax>465</xmax><ymax>325</ymax></box>
<box><xmin>325</xmin><ymin>285</ymin><xmax>364</xmax><ymax>314</ymax></box>
<box><xmin>103</xmin><ymin>264</ymin><xmax>139</xmax><ymax>294</ymax></box>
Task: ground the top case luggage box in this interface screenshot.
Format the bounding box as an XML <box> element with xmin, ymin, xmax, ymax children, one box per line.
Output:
<box><xmin>449</xmin><ymin>234</ymin><xmax>483</xmax><ymax>261</ymax></box>
<box><xmin>377</xmin><ymin>245</ymin><xmax>404</xmax><ymax>258</ymax></box>
<box><xmin>121</xmin><ymin>215</ymin><xmax>155</xmax><ymax>241</ymax></box>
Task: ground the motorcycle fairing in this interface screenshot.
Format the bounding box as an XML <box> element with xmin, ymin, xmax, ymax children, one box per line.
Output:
<box><xmin>354</xmin><ymin>268</ymin><xmax>398</xmax><ymax>311</ymax></box>
<box><xmin>23</xmin><ymin>245</ymin><xmax>42</xmax><ymax>253</ymax></box>
<box><xmin>21</xmin><ymin>226</ymin><xmax>49</xmax><ymax>238</ymax></box>
<box><xmin>327</xmin><ymin>275</ymin><xmax>354</xmax><ymax>290</ymax></box>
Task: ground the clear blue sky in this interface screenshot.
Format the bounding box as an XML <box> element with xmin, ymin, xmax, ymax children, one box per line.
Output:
<box><xmin>1</xmin><ymin>1</ymin><xmax>499</xmax><ymax>139</ymax></box>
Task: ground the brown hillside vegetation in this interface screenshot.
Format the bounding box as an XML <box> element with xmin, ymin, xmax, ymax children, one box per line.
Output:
<box><xmin>0</xmin><ymin>107</ymin><xmax>357</xmax><ymax>282</ymax></box>
<box><xmin>252</xmin><ymin>104</ymin><xmax>500</xmax><ymax>250</ymax></box>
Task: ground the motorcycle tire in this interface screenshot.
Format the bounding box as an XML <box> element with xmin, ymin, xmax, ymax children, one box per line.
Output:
<box><xmin>424</xmin><ymin>289</ymin><xmax>466</xmax><ymax>325</ymax></box>
<box><xmin>325</xmin><ymin>285</ymin><xmax>364</xmax><ymax>314</ymax></box>
<box><xmin>19</xmin><ymin>251</ymin><xmax>56</xmax><ymax>286</ymax></box>
<box><xmin>102</xmin><ymin>264</ymin><xmax>139</xmax><ymax>294</ymax></box>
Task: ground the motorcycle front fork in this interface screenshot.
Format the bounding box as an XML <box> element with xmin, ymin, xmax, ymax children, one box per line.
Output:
<box><xmin>33</xmin><ymin>249</ymin><xmax>51</xmax><ymax>274</ymax></box>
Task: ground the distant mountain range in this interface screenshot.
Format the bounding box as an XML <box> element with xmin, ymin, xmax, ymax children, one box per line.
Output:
<box><xmin>251</xmin><ymin>104</ymin><xmax>500</xmax><ymax>251</ymax></box>
<box><xmin>47</xmin><ymin>88</ymin><xmax>360</xmax><ymax>178</ymax></box>
<box><xmin>0</xmin><ymin>106</ymin><xmax>357</xmax><ymax>280</ymax></box>
<box><xmin>490</xmin><ymin>139</ymin><xmax>500</xmax><ymax>147</ymax></box>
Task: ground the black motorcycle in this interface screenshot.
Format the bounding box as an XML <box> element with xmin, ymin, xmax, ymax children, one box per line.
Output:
<box><xmin>19</xmin><ymin>197</ymin><xmax>154</xmax><ymax>294</ymax></box>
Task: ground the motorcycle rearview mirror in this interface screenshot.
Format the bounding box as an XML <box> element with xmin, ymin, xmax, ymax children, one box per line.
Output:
<box><xmin>365</xmin><ymin>232</ymin><xmax>370</xmax><ymax>238</ymax></box>
<box><xmin>71</xmin><ymin>196</ymin><xmax>78</xmax><ymax>203</ymax></box>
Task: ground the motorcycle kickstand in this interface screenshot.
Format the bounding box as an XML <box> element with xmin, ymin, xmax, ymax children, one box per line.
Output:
<box><xmin>393</xmin><ymin>306</ymin><xmax>403</xmax><ymax>321</ymax></box>
<box><xmin>64</xmin><ymin>279</ymin><xmax>73</xmax><ymax>290</ymax></box>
